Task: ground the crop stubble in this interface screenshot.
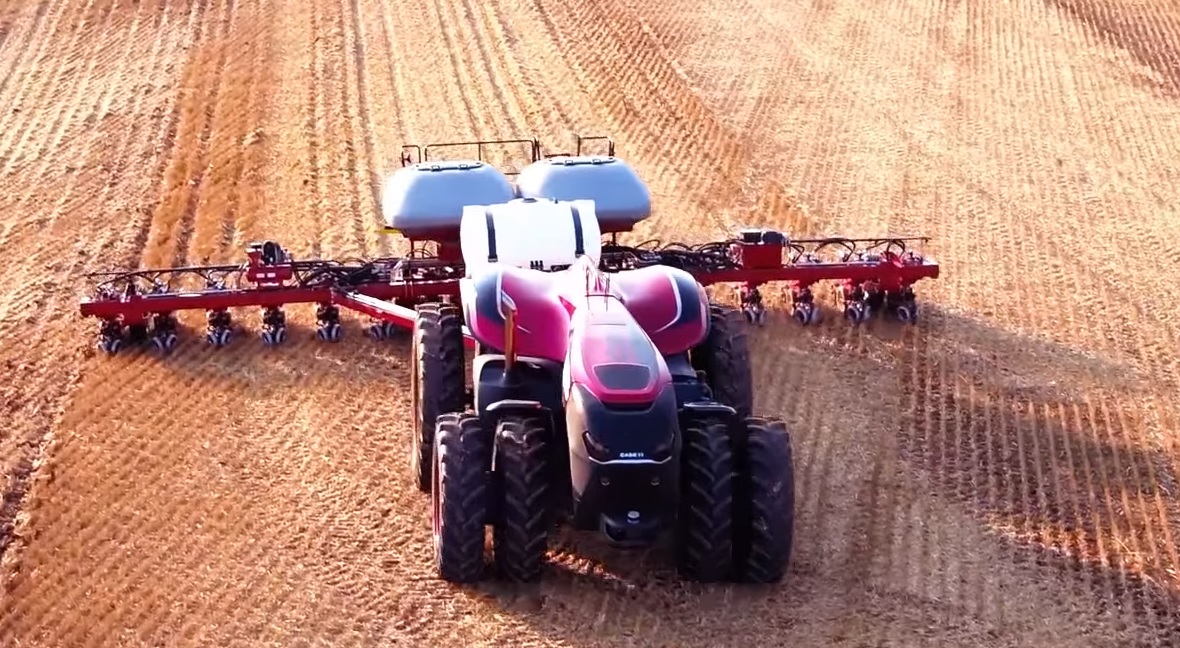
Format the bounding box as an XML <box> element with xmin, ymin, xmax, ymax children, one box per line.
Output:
<box><xmin>0</xmin><ymin>0</ymin><xmax>1179</xmax><ymax>646</ymax></box>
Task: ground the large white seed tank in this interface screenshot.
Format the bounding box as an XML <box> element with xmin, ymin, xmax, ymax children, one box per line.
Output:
<box><xmin>459</xmin><ymin>198</ymin><xmax>603</xmax><ymax>275</ymax></box>
<box><xmin>382</xmin><ymin>160</ymin><xmax>516</xmax><ymax>238</ymax></box>
<box><xmin>516</xmin><ymin>156</ymin><xmax>651</xmax><ymax>232</ymax></box>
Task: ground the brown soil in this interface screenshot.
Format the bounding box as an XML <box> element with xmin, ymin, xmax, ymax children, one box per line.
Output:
<box><xmin>0</xmin><ymin>0</ymin><xmax>1178</xmax><ymax>646</ymax></box>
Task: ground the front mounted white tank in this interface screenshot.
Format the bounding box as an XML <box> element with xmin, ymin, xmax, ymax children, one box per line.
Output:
<box><xmin>459</xmin><ymin>198</ymin><xmax>602</xmax><ymax>275</ymax></box>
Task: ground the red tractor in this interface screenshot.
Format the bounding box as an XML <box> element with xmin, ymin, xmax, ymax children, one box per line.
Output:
<box><xmin>417</xmin><ymin>248</ymin><xmax>794</xmax><ymax>584</ymax></box>
<box><xmin>77</xmin><ymin>135</ymin><xmax>939</xmax><ymax>586</ymax></box>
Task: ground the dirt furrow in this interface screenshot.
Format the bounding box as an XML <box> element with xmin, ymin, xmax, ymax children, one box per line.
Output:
<box><xmin>4</xmin><ymin>0</ymin><xmax>117</xmax><ymax>197</ymax></box>
<box><xmin>499</xmin><ymin>2</ymin><xmax>616</xmax><ymax>146</ymax></box>
<box><xmin>14</xmin><ymin>374</ymin><xmax>253</xmax><ymax>644</ymax></box>
<box><xmin>100</xmin><ymin>409</ymin><xmax>290</xmax><ymax>647</ymax></box>
<box><xmin>452</xmin><ymin>0</ymin><xmax>578</xmax><ymax>165</ymax></box>
<box><xmin>1050</xmin><ymin>1</ymin><xmax>1180</xmax><ymax>537</ymax></box>
<box><xmin>0</xmin><ymin>0</ymin><xmax>110</xmax><ymax>181</ymax></box>
<box><xmin>138</xmin><ymin>0</ymin><xmax>229</xmax><ymax>269</ymax></box>
<box><xmin>3</xmin><ymin>0</ymin><xmax>1180</xmax><ymax>645</ymax></box>
<box><xmin>0</xmin><ymin>0</ymin><xmax>82</xmax><ymax>255</ymax></box>
<box><xmin>48</xmin><ymin>1</ymin><xmax>358</xmax><ymax>627</ymax></box>
<box><xmin>311</xmin><ymin>0</ymin><xmax>364</xmax><ymax>260</ymax></box>
<box><xmin>33</xmin><ymin>3</ymin><xmax>135</xmax><ymax>170</ymax></box>
<box><xmin>187</xmin><ymin>0</ymin><xmax>267</xmax><ymax>265</ymax></box>
<box><xmin>0</xmin><ymin>3</ymin><xmax>260</xmax><ymax>642</ymax></box>
<box><xmin>0</xmin><ymin>0</ymin><xmax>139</xmax><ymax>584</ymax></box>
<box><xmin>0</xmin><ymin>0</ymin><xmax>52</xmax><ymax>98</ymax></box>
<box><xmin>708</xmin><ymin>0</ymin><xmax>1180</xmax><ymax>617</ymax></box>
<box><xmin>381</xmin><ymin>0</ymin><xmax>477</xmax><ymax>142</ymax></box>
<box><xmin>994</xmin><ymin>3</ymin><xmax>1180</xmax><ymax>606</ymax></box>
<box><xmin>39</xmin><ymin>0</ymin><xmax>202</xmax><ymax>482</ymax></box>
<box><xmin>5</xmin><ymin>356</ymin><xmax>229</xmax><ymax>633</ymax></box>
<box><xmin>304</xmin><ymin>0</ymin><xmax>328</xmax><ymax>258</ymax></box>
<box><xmin>345</xmin><ymin>0</ymin><xmax>390</xmax><ymax>252</ymax></box>
<box><xmin>652</xmin><ymin>0</ymin><xmax>1180</xmax><ymax>637</ymax></box>
<box><xmin>361</xmin><ymin>0</ymin><xmax>421</xmax><ymax>257</ymax></box>
<box><xmin>531</xmin><ymin>0</ymin><xmax>813</xmax><ymax>239</ymax></box>
<box><xmin>119</xmin><ymin>0</ymin><xmax>214</xmax><ymax>270</ymax></box>
<box><xmin>0</xmin><ymin>0</ymin><xmax>72</xmax><ymax>164</ymax></box>
<box><xmin>0</xmin><ymin>0</ymin><xmax>193</xmax><ymax>623</ymax></box>
<box><xmin>174</xmin><ymin>0</ymin><xmax>239</xmax><ymax>267</ymax></box>
<box><xmin>428</xmin><ymin>0</ymin><xmax>488</xmax><ymax>138</ymax></box>
<box><xmin>480</xmin><ymin>0</ymin><xmax>580</xmax><ymax>142</ymax></box>
<box><xmin>435</xmin><ymin>0</ymin><xmax>524</xmax><ymax>146</ymax></box>
<box><xmin>255</xmin><ymin>0</ymin><xmax>317</xmax><ymax>257</ymax></box>
<box><xmin>979</xmin><ymin>6</ymin><xmax>1180</xmax><ymax>401</ymax></box>
<box><xmin>0</xmin><ymin>5</ymin><xmax>145</xmax><ymax>333</ymax></box>
<box><xmin>227</xmin><ymin>4</ymin><xmax>275</xmax><ymax>251</ymax></box>
<box><xmin>340</xmin><ymin>0</ymin><xmax>382</xmax><ymax>256</ymax></box>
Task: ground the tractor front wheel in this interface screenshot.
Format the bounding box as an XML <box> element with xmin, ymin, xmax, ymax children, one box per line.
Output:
<box><xmin>492</xmin><ymin>416</ymin><xmax>552</xmax><ymax>583</ymax></box>
<box><xmin>732</xmin><ymin>416</ymin><xmax>795</xmax><ymax>583</ymax></box>
<box><xmin>675</xmin><ymin>417</ymin><xmax>734</xmax><ymax>582</ymax></box>
<box><xmin>432</xmin><ymin>412</ymin><xmax>491</xmax><ymax>583</ymax></box>
<box><xmin>411</xmin><ymin>302</ymin><xmax>467</xmax><ymax>493</ymax></box>
<box><xmin>691</xmin><ymin>304</ymin><xmax>754</xmax><ymax>419</ymax></box>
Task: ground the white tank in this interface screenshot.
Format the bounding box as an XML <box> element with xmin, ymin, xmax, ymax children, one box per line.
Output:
<box><xmin>516</xmin><ymin>156</ymin><xmax>651</xmax><ymax>232</ymax></box>
<box><xmin>460</xmin><ymin>198</ymin><xmax>603</xmax><ymax>275</ymax></box>
<box><xmin>382</xmin><ymin>160</ymin><xmax>516</xmax><ymax>239</ymax></box>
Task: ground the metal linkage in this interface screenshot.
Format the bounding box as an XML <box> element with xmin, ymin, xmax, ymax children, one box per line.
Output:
<box><xmin>79</xmin><ymin>230</ymin><xmax>939</xmax><ymax>356</ymax></box>
<box><xmin>601</xmin><ymin>231</ymin><xmax>937</xmax><ymax>326</ymax></box>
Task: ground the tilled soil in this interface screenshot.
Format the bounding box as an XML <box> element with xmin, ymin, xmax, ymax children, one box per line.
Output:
<box><xmin>0</xmin><ymin>0</ymin><xmax>1178</xmax><ymax>646</ymax></box>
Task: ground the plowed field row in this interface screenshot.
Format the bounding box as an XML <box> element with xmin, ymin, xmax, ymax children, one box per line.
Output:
<box><xmin>633</xmin><ymin>0</ymin><xmax>1180</xmax><ymax>642</ymax></box>
<box><xmin>0</xmin><ymin>0</ymin><xmax>194</xmax><ymax>585</ymax></box>
<box><xmin>0</xmin><ymin>0</ymin><xmax>1178</xmax><ymax>647</ymax></box>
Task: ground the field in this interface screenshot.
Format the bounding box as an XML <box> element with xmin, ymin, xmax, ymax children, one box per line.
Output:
<box><xmin>1</xmin><ymin>0</ymin><xmax>1179</xmax><ymax>645</ymax></box>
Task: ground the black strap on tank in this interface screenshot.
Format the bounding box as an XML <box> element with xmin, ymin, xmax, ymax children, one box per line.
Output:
<box><xmin>569</xmin><ymin>204</ymin><xmax>585</xmax><ymax>257</ymax></box>
<box><xmin>484</xmin><ymin>207</ymin><xmax>498</xmax><ymax>262</ymax></box>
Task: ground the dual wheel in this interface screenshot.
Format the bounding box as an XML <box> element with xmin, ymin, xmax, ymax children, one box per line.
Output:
<box><xmin>426</xmin><ymin>411</ymin><xmax>794</xmax><ymax>585</ymax></box>
<box><xmin>431</xmin><ymin>412</ymin><xmax>551</xmax><ymax>584</ymax></box>
<box><xmin>409</xmin><ymin>299</ymin><xmax>559</xmax><ymax>583</ymax></box>
<box><xmin>677</xmin><ymin>414</ymin><xmax>795</xmax><ymax>584</ymax></box>
<box><xmin>688</xmin><ymin>303</ymin><xmax>795</xmax><ymax>583</ymax></box>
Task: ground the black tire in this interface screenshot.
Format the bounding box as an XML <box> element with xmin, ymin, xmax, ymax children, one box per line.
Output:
<box><xmin>493</xmin><ymin>416</ymin><xmax>551</xmax><ymax>583</ymax></box>
<box><xmin>675</xmin><ymin>418</ymin><xmax>734</xmax><ymax>582</ymax></box>
<box><xmin>732</xmin><ymin>416</ymin><xmax>795</xmax><ymax>583</ymax></box>
<box><xmin>691</xmin><ymin>304</ymin><xmax>754</xmax><ymax>419</ymax></box>
<box><xmin>411</xmin><ymin>303</ymin><xmax>467</xmax><ymax>493</ymax></box>
<box><xmin>432</xmin><ymin>412</ymin><xmax>492</xmax><ymax>583</ymax></box>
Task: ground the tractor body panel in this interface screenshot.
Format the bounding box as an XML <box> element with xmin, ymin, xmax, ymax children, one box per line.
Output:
<box><xmin>461</xmin><ymin>254</ymin><xmax>711</xmax><ymax>363</ymax></box>
<box><xmin>461</xmin><ymin>267</ymin><xmax>572</xmax><ymax>362</ymax></box>
<box><xmin>610</xmin><ymin>265</ymin><xmax>711</xmax><ymax>355</ymax></box>
<box><xmin>563</xmin><ymin>298</ymin><xmax>673</xmax><ymax>406</ymax></box>
<box><xmin>472</xmin><ymin>354</ymin><xmax>564</xmax><ymax>427</ymax></box>
<box><xmin>564</xmin><ymin>382</ymin><xmax>681</xmax><ymax>546</ymax></box>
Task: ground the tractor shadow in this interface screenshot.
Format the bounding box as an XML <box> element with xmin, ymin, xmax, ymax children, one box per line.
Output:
<box><xmin>781</xmin><ymin>302</ymin><xmax>1180</xmax><ymax>633</ymax></box>
<box><xmin>462</xmin><ymin>303</ymin><xmax>1180</xmax><ymax>647</ymax></box>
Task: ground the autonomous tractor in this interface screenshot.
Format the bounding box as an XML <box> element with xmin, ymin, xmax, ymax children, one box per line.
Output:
<box><xmin>77</xmin><ymin>135</ymin><xmax>940</xmax><ymax>584</ymax></box>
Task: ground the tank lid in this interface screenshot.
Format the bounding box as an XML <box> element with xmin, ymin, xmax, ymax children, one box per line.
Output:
<box><xmin>540</xmin><ymin>156</ymin><xmax>618</xmax><ymax>166</ymax></box>
<box><xmin>412</xmin><ymin>159</ymin><xmax>487</xmax><ymax>172</ymax></box>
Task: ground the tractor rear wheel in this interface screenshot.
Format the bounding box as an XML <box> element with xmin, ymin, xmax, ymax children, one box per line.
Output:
<box><xmin>732</xmin><ymin>416</ymin><xmax>795</xmax><ymax>583</ymax></box>
<box><xmin>432</xmin><ymin>412</ymin><xmax>491</xmax><ymax>583</ymax></box>
<box><xmin>492</xmin><ymin>416</ymin><xmax>552</xmax><ymax>583</ymax></box>
<box><xmin>691</xmin><ymin>304</ymin><xmax>754</xmax><ymax>419</ymax></box>
<box><xmin>411</xmin><ymin>302</ymin><xmax>467</xmax><ymax>493</ymax></box>
<box><xmin>675</xmin><ymin>417</ymin><xmax>734</xmax><ymax>582</ymax></box>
